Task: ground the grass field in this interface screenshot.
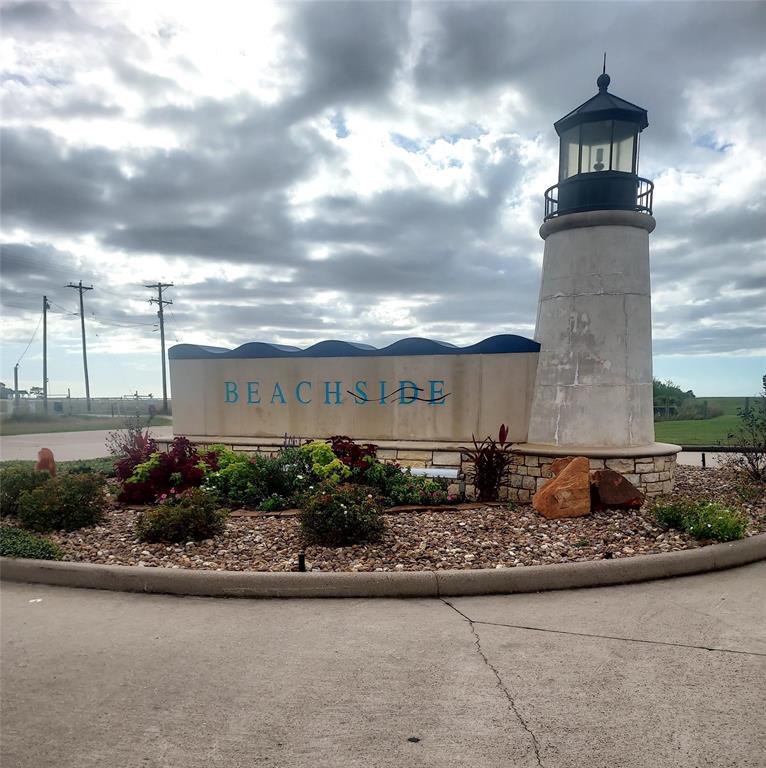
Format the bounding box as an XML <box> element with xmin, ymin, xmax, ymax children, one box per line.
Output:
<box><xmin>0</xmin><ymin>415</ymin><xmax>171</xmax><ymax>436</ymax></box>
<box><xmin>695</xmin><ymin>397</ymin><xmax>750</xmax><ymax>416</ymax></box>
<box><xmin>654</xmin><ymin>396</ymin><xmax>751</xmax><ymax>445</ymax></box>
<box><xmin>654</xmin><ymin>415</ymin><xmax>740</xmax><ymax>445</ymax></box>
<box><xmin>0</xmin><ymin>457</ymin><xmax>116</xmax><ymax>475</ymax></box>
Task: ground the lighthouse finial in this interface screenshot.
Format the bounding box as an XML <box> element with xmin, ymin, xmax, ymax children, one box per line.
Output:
<box><xmin>597</xmin><ymin>54</ymin><xmax>610</xmax><ymax>92</ymax></box>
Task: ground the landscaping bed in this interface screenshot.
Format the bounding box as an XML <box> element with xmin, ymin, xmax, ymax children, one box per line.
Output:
<box><xmin>33</xmin><ymin>466</ymin><xmax>765</xmax><ymax>572</ymax></box>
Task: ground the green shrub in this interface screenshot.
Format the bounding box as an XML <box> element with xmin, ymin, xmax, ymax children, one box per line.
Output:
<box><xmin>684</xmin><ymin>503</ymin><xmax>748</xmax><ymax>542</ymax></box>
<box><xmin>17</xmin><ymin>473</ymin><xmax>107</xmax><ymax>532</ymax></box>
<box><xmin>0</xmin><ymin>525</ymin><xmax>63</xmax><ymax>560</ymax></box>
<box><xmin>206</xmin><ymin>444</ymin><xmax>247</xmax><ymax>470</ymax></box>
<box><xmin>204</xmin><ymin>448</ymin><xmax>312</xmax><ymax>508</ymax></box>
<box><xmin>363</xmin><ymin>462</ymin><xmax>452</xmax><ymax>506</ymax></box>
<box><xmin>135</xmin><ymin>488</ymin><xmax>228</xmax><ymax>543</ymax></box>
<box><xmin>299</xmin><ymin>441</ymin><xmax>351</xmax><ymax>483</ymax></box>
<box><xmin>205</xmin><ymin>458</ymin><xmax>266</xmax><ymax>507</ymax></box>
<box><xmin>653</xmin><ymin>499</ymin><xmax>748</xmax><ymax>542</ymax></box>
<box><xmin>259</xmin><ymin>448</ymin><xmax>313</xmax><ymax>499</ymax></box>
<box><xmin>653</xmin><ymin>499</ymin><xmax>697</xmax><ymax>531</ymax></box>
<box><xmin>300</xmin><ymin>483</ymin><xmax>384</xmax><ymax>546</ymax></box>
<box><xmin>0</xmin><ymin>466</ymin><xmax>52</xmax><ymax>517</ymax></box>
<box><xmin>258</xmin><ymin>494</ymin><xmax>291</xmax><ymax>512</ymax></box>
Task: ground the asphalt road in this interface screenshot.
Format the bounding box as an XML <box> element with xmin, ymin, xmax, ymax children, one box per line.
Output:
<box><xmin>2</xmin><ymin>563</ymin><xmax>765</xmax><ymax>768</ymax></box>
<box><xmin>0</xmin><ymin>426</ymin><xmax>174</xmax><ymax>462</ymax></box>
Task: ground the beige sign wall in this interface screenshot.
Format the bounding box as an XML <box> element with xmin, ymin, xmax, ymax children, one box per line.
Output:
<box><xmin>170</xmin><ymin>352</ymin><xmax>538</xmax><ymax>443</ymax></box>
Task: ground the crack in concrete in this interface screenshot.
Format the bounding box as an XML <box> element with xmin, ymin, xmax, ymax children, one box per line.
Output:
<box><xmin>442</xmin><ymin>599</ymin><xmax>544</xmax><ymax>768</ymax></box>
<box><xmin>466</xmin><ymin>619</ymin><xmax>766</xmax><ymax>658</ymax></box>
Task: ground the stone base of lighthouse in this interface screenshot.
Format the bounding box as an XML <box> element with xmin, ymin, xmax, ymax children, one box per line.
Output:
<box><xmin>519</xmin><ymin>208</ymin><xmax>681</xmax><ymax>501</ymax></box>
<box><xmin>505</xmin><ymin>442</ymin><xmax>680</xmax><ymax>503</ymax></box>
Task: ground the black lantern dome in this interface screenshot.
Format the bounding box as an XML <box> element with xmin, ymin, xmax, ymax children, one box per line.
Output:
<box><xmin>544</xmin><ymin>71</ymin><xmax>653</xmax><ymax>220</ymax></box>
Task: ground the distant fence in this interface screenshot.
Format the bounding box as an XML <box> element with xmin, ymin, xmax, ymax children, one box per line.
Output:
<box><xmin>1</xmin><ymin>397</ymin><xmax>171</xmax><ymax>418</ymax></box>
<box><xmin>678</xmin><ymin>444</ymin><xmax>759</xmax><ymax>469</ymax></box>
<box><xmin>679</xmin><ymin>445</ymin><xmax>758</xmax><ymax>453</ymax></box>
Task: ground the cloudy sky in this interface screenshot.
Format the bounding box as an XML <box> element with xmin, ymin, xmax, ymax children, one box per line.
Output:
<box><xmin>1</xmin><ymin>0</ymin><xmax>764</xmax><ymax>400</ymax></box>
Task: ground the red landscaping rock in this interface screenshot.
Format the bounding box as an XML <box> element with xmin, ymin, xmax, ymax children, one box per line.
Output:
<box><xmin>35</xmin><ymin>447</ymin><xmax>57</xmax><ymax>478</ymax></box>
<box><xmin>532</xmin><ymin>456</ymin><xmax>591</xmax><ymax>519</ymax></box>
<box><xmin>591</xmin><ymin>469</ymin><xmax>644</xmax><ymax>511</ymax></box>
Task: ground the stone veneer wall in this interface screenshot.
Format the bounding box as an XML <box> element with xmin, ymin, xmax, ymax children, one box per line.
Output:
<box><xmin>157</xmin><ymin>438</ymin><xmax>676</xmax><ymax>502</ymax></box>
<box><xmin>505</xmin><ymin>453</ymin><xmax>677</xmax><ymax>503</ymax></box>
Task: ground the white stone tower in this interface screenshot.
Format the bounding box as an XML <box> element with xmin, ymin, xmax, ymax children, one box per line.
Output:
<box><xmin>514</xmin><ymin>69</ymin><xmax>680</xmax><ymax>500</ymax></box>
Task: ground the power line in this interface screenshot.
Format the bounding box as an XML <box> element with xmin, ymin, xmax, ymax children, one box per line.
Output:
<box><xmin>92</xmin><ymin>316</ymin><xmax>159</xmax><ymax>328</ymax></box>
<box><xmin>165</xmin><ymin>306</ymin><xmax>182</xmax><ymax>342</ymax></box>
<box><xmin>48</xmin><ymin>300</ymin><xmax>79</xmax><ymax>315</ymax></box>
<box><xmin>15</xmin><ymin>311</ymin><xmax>43</xmax><ymax>365</ymax></box>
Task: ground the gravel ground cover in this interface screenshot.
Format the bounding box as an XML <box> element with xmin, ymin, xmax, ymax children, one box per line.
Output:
<box><xmin>36</xmin><ymin>466</ymin><xmax>764</xmax><ymax>572</ymax></box>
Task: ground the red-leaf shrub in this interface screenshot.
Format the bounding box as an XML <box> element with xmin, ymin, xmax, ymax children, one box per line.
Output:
<box><xmin>328</xmin><ymin>435</ymin><xmax>378</xmax><ymax>475</ymax></box>
<box><xmin>460</xmin><ymin>425</ymin><xmax>517</xmax><ymax>502</ymax></box>
<box><xmin>112</xmin><ymin>422</ymin><xmax>158</xmax><ymax>484</ymax></box>
<box><xmin>118</xmin><ymin>437</ymin><xmax>218</xmax><ymax>504</ymax></box>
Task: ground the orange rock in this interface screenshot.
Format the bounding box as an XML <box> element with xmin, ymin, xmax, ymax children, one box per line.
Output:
<box><xmin>550</xmin><ymin>456</ymin><xmax>576</xmax><ymax>476</ymax></box>
<box><xmin>532</xmin><ymin>456</ymin><xmax>591</xmax><ymax>519</ymax></box>
<box><xmin>35</xmin><ymin>447</ymin><xmax>57</xmax><ymax>478</ymax></box>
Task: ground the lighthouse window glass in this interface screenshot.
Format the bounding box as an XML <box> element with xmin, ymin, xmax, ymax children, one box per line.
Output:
<box><xmin>580</xmin><ymin>120</ymin><xmax>612</xmax><ymax>174</ymax></box>
<box><xmin>612</xmin><ymin>121</ymin><xmax>637</xmax><ymax>173</ymax></box>
<box><xmin>559</xmin><ymin>127</ymin><xmax>580</xmax><ymax>179</ymax></box>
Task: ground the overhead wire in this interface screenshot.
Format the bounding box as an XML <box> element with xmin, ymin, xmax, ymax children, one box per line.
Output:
<box><xmin>48</xmin><ymin>300</ymin><xmax>79</xmax><ymax>315</ymax></box>
<box><xmin>165</xmin><ymin>306</ymin><xmax>182</xmax><ymax>342</ymax></box>
<box><xmin>93</xmin><ymin>317</ymin><xmax>159</xmax><ymax>328</ymax></box>
<box><xmin>15</xmin><ymin>311</ymin><xmax>43</xmax><ymax>365</ymax></box>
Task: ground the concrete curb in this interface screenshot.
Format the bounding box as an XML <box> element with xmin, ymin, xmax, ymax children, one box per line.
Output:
<box><xmin>2</xmin><ymin>534</ymin><xmax>765</xmax><ymax>599</ymax></box>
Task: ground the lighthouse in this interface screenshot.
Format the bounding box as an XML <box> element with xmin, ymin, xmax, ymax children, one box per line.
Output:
<box><xmin>512</xmin><ymin>68</ymin><xmax>680</xmax><ymax>500</ymax></box>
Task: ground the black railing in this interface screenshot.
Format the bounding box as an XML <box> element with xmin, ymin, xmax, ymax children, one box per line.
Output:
<box><xmin>544</xmin><ymin>176</ymin><xmax>654</xmax><ymax>221</ymax></box>
<box><xmin>543</xmin><ymin>183</ymin><xmax>559</xmax><ymax>220</ymax></box>
<box><xmin>636</xmin><ymin>176</ymin><xmax>654</xmax><ymax>215</ymax></box>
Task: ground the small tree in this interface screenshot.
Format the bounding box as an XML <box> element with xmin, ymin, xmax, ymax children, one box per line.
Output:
<box><xmin>726</xmin><ymin>375</ymin><xmax>766</xmax><ymax>483</ymax></box>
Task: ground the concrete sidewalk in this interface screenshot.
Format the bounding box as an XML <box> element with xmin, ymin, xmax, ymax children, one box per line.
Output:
<box><xmin>2</xmin><ymin>563</ymin><xmax>764</xmax><ymax>768</ymax></box>
<box><xmin>0</xmin><ymin>426</ymin><xmax>174</xmax><ymax>461</ymax></box>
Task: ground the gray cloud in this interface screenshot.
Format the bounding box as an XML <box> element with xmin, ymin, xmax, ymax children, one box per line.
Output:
<box><xmin>1</xmin><ymin>128</ymin><xmax>123</xmax><ymax>234</ymax></box>
<box><xmin>654</xmin><ymin>326</ymin><xmax>766</xmax><ymax>356</ymax></box>
<box><xmin>0</xmin><ymin>1</ymin><xmax>91</xmax><ymax>36</ymax></box>
<box><xmin>280</xmin><ymin>0</ymin><xmax>411</xmax><ymax>119</ymax></box>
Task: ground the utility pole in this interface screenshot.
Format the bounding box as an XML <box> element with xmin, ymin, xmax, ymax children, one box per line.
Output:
<box><xmin>13</xmin><ymin>363</ymin><xmax>19</xmax><ymax>405</ymax></box>
<box><xmin>43</xmin><ymin>295</ymin><xmax>50</xmax><ymax>414</ymax></box>
<box><xmin>145</xmin><ymin>282</ymin><xmax>173</xmax><ymax>414</ymax></box>
<box><xmin>67</xmin><ymin>281</ymin><xmax>94</xmax><ymax>412</ymax></box>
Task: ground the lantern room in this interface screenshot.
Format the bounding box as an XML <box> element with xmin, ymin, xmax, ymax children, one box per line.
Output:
<box><xmin>544</xmin><ymin>70</ymin><xmax>653</xmax><ymax>219</ymax></box>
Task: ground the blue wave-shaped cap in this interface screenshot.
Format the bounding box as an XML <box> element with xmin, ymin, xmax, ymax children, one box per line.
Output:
<box><xmin>169</xmin><ymin>333</ymin><xmax>539</xmax><ymax>359</ymax></box>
